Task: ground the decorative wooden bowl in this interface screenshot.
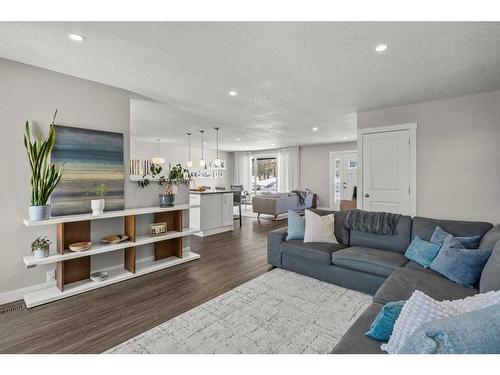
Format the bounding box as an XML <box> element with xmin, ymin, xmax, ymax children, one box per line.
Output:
<box><xmin>101</xmin><ymin>235</ymin><xmax>129</xmax><ymax>244</ymax></box>
<box><xmin>68</xmin><ymin>241</ymin><xmax>92</xmax><ymax>252</ymax></box>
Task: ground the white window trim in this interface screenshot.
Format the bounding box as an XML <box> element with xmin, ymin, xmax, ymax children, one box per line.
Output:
<box><xmin>357</xmin><ymin>123</ymin><xmax>417</xmax><ymax>216</ymax></box>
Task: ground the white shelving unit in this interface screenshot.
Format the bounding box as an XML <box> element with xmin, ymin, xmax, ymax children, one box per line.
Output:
<box><xmin>22</xmin><ymin>204</ymin><xmax>201</xmax><ymax>308</ymax></box>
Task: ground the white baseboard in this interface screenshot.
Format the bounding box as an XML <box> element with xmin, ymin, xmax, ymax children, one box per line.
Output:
<box><xmin>193</xmin><ymin>226</ymin><xmax>233</xmax><ymax>237</ymax></box>
<box><xmin>0</xmin><ymin>280</ymin><xmax>56</xmax><ymax>305</ymax></box>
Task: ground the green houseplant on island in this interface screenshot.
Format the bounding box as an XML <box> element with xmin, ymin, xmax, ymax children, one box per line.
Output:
<box><xmin>24</xmin><ymin>111</ymin><xmax>64</xmax><ymax>221</ymax></box>
<box><xmin>138</xmin><ymin>163</ymin><xmax>191</xmax><ymax>207</ymax></box>
<box><xmin>91</xmin><ymin>183</ymin><xmax>107</xmax><ymax>215</ymax></box>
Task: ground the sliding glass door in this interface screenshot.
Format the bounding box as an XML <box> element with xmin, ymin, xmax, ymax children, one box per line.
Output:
<box><xmin>251</xmin><ymin>157</ymin><xmax>277</xmax><ymax>194</ymax></box>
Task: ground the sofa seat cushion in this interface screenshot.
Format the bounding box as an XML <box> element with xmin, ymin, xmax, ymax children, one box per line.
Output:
<box><xmin>332</xmin><ymin>247</ymin><xmax>408</xmax><ymax>277</ymax></box>
<box><xmin>403</xmin><ymin>260</ymin><xmax>441</xmax><ymax>276</ymax></box>
<box><xmin>331</xmin><ymin>303</ymin><xmax>385</xmax><ymax>354</ymax></box>
<box><xmin>373</xmin><ymin>268</ymin><xmax>477</xmax><ymax>305</ymax></box>
<box><xmin>281</xmin><ymin>240</ymin><xmax>346</xmax><ymax>265</ymax></box>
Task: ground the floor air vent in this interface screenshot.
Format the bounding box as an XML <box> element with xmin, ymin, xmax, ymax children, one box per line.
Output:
<box><xmin>0</xmin><ymin>301</ymin><xmax>27</xmax><ymax>315</ymax></box>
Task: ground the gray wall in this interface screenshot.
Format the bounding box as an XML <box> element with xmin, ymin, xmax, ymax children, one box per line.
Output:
<box><xmin>299</xmin><ymin>142</ymin><xmax>357</xmax><ymax>208</ymax></box>
<box><xmin>358</xmin><ymin>90</ymin><xmax>500</xmax><ymax>224</ymax></box>
<box><xmin>0</xmin><ymin>58</ymin><xmax>181</xmax><ymax>298</ymax></box>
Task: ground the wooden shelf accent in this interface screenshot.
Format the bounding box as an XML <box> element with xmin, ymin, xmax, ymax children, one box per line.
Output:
<box><xmin>22</xmin><ymin>204</ymin><xmax>201</xmax><ymax>307</ymax></box>
<box><xmin>23</xmin><ymin>252</ymin><xmax>201</xmax><ymax>308</ymax></box>
<box><xmin>23</xmin><ymin>228</ymin><xmax>200</xmax><ymax>267</ymax></box>
<box><xmin>154</xmin><ymin>210</ymin><xmax>183</xmax><ymax>260</ymax></box>
<box><xmin>124</xmin><ymin>215</ymin><xmax>136</xmax><ymax>273</ymax></box>
<box><xmin>22</xmin><ymin>204</ymin><xmax>198</xmax><ymax>227</ymax></box>
<box><xmin>56</xmin><ymin>221</ymin><xmax>91</xmax><ymax>292</ymax></box>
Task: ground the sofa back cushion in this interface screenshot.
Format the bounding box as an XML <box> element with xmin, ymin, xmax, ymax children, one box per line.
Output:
<box><xmin>411</xmin><ymin>217</ymin><xmax>493</xmax><ymax>242</ymax></box>
<box><xmin>480</xmin><ymin>240</ymin><xmax>500</xmax><ymax>293</ymax></box>
<box><xmin>349</xmin><ymin>215</ymin><xmax>412</xmax><ymax>253</ymax></box>
<box><xmin>479</xmin><ymin>224</ymin><xmax>500</xmax><ymax>250</ymax></box>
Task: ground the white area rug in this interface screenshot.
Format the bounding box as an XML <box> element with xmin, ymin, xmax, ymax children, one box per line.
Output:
<box><xmin>106</xmin><ymin>269</ymin><xmax>371</xmax><ymax>354</ymax></box>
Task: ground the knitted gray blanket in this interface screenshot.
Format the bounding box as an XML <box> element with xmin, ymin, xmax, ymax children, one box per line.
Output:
<box><xmin>343</xmin><ymin>209</ymin><xmax>401</xmax><ymax>235</ymax></box>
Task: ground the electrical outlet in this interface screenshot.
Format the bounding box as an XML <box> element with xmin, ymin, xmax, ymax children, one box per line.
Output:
<box><xmin>46</xmin><ymin>270</ymin><xmax>56</xmax><ymax>283</ymax></box>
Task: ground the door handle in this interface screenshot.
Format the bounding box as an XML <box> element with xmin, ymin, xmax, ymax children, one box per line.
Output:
<box><xmin>364</xmin><ymin>193</ymin><xmax>370</xmax><ymax>198</ymax></box>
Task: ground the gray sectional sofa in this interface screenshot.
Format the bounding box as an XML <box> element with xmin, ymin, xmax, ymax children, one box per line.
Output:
<box><xmin>266</xmin><ymin>209</ymin><xmax>500</xmax><ymax>354</ymax></box>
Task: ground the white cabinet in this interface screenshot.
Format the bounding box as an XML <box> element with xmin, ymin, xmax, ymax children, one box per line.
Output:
<box><xmin>222</xmin><ymin>193</ymin><xmax>234</xmax><ymax>227</ymax></box>
<box><xmin>190</xmin><ymin>192</ymin><xmax>234</xmax><ymax>237</ymax></box>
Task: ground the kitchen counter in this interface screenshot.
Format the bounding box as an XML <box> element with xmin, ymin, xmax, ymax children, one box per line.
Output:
<box><xmin>189</xmin><ymin>191</ymin><xmax>234</xmax><ymax>237</ymax></box>
<box><xmin>190</xmin><ymin>190</ymin><xmax>239</xmax><ymax>195</ymax></box>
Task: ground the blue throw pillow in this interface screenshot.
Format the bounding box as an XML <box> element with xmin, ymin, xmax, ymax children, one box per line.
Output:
<box><xmin>400</xmin><ymin>304</ymin><xmax>500</xmax><ymax>354</ymax></box>
<box><xmin>366</xmin><ymin>301</ymin><xmax>405</xmax><ymax>341</ymax></box>
<box><xmin>286</xmin><ymin>210</ymin><xmax>305</xmax><ymax>240</ymax></box>
<box><xmin>429</xmin><ymin>236</ymin><xmax>492</xmax><ymax>287</ymax></box>
<box><xmin>431</xmin><ymin>226</ymin><xmax>482</xmax><ymax>249</ymax></box>
<box><xmin>405</xmin><ymin>236</ymin><xmax>443</xmax><ymax>268</ymax></box>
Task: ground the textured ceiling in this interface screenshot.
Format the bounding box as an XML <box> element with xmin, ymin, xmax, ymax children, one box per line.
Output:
<box><xmin>1</xmin><ymin>22</ymin><xmax>499</xmax><ymax>151</ymax></box>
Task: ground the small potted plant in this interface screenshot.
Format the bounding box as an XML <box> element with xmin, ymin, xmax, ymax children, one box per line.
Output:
<box><xmin>24</xmin><ymin>110</ymin><xmax>64</xmax><ymax>221</ymax></box>
<box><xmin>138</xmin><ymin>164</ymin><xmax>190</xmax><ymax>207</ymax></box>
<box><xmin>31</xmin><ymin>236</ymin><xmax>51</xmax><ymax>258</ymax></box>
<box><xmin>91</xmin><ymin>183</ymin><xmax>107</xmax><ymax>215</ymax></box>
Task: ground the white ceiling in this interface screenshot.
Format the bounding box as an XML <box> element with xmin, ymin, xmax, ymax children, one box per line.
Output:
<box><xmin>1</xmin><ymin>22</ymin><xmax>499</xmax><ymax>151</ymax></box>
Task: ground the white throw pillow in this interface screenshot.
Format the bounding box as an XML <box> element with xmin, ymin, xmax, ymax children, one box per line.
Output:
<box><xmin>381</xmin><ymin>290</ymin><xmax>500</xmax><ymax>354</ymax></box>
<box><xmin>303</xmin><ymin>209</ymin><xmax>337</xmax><ymax>243</ymax></box>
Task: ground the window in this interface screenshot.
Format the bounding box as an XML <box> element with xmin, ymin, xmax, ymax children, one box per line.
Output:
<box><xmin>251</xmin><ymin>157</ymin><xmax>277</xmax><ymax>194</ymax></box>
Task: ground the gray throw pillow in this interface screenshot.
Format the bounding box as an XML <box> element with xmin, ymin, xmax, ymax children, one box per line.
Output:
<box><xmin>480</xmin><ymin>240</ymin><xmax>500</xmax><ymax>293</ymax></box>
<box><xmin>429</xmin><ymin>236</ymin><xmax>492</xmax><ymax>288</ymax></box>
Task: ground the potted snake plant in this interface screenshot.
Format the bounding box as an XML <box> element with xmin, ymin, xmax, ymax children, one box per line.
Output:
<box><xmin>138</xmin><ymin>163</ymin><xmax>191</xmax><ymax>207</ymax></box>
<box><xmin>24</xmin><ymin>111</ymin><xmax>64</xmax><ymax>221</ymax></box>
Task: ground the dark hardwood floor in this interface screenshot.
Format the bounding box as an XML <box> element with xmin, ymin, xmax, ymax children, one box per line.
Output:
<box><xmin>0</xmin><ymin>216</ymin><xmax>286</xmax><ymax>353</ymax></box>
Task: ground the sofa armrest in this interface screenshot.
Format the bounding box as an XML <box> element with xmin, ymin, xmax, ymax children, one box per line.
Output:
<box><xmin>267</xmin><ymin>226</ymin><xmax>288</xmax><ymax>267</ymax></box>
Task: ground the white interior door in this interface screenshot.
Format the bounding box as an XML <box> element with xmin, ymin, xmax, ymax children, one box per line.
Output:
<box><xmin>362</xmin><ymin>130</ymin><xmax>411</xmax><ymax>214</ymax></box>
<box><xmin>341</xmin><ymin>152</ymin><xmax>358</xmax><ymax>201</ymax></box>
<box><xmin>330</xmin><ymin>151</ymin><xmax>358</xmax><ymax>209</ymax></box>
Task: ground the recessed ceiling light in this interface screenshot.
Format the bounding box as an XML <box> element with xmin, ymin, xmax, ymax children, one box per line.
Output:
<box><xmin>204</xmin><ymin>142</ymin><xmax>207</xmax><ymax>145</ymax></box>
<box><xmin>343</xmin><ymin>136</ymin><xmax>348</xmax><ymax>140</ymax></box>
<box><xmin>229</xmin><ymin>91</ymin><xmax>238</xmax><ymax>96</ymax></box>
<box><xmin>236</xmin><ymin>137</ymin><xmax>240</xmax><ymax>141</ymax></box>
<box><xmin>312</xmin><ymin>127</ymin><xmax>318</xmax><ymax>131</ymax></box>
<box><xmin>271</xmin><ymin>143</ymin><xmax>275</xmax><ymax>147</ymax></box>
<box><xmin>68</xmin><ymin>33</ymin><xmax>85</xmax><ymax>42</ymax></box>
<box><xmin>375</xmin><ymin>44</ymin><xmax>388</xmax><ymax>52</ymax></box>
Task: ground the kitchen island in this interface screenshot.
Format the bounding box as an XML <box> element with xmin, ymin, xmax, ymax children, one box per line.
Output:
<box><xmin>189</xmin><ymin>190</ymin><xmax>236</xmax><ymax>237</ymax></box>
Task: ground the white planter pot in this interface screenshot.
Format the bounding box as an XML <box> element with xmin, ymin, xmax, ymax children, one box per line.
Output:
<box><xmin>91</xmin><ymin>199</ymin><xmax>105</xmax><ymax>215</ymax></box>
<box><xmin>28</xmin><ymin>205</ymin><xmax>50</xmax><ymax>221</ymax></box>
<box><xmin>33</xmin><ymin>247</ymin><xmax>49</xmax><ymax>258</ymax></box>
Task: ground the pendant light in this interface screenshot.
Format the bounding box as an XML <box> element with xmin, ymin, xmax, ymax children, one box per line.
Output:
<box><xmin>199</xmin><ymin>130</ymin><xmax>206</xmax><ymax>168</ymax></box>
<box><xmin>186</xmin><ymin>132</ymin><xmax>193</xmax><ymax>168</ymax></box>
<box><xmin>151</xmin><ymin>139</ymin><xmax>165</xmax><ymax>165</ymax></box>
<box><xmin>213</xmin><ymin>127</ymin><xmax>221</xmax><ymax>168</ymax></box>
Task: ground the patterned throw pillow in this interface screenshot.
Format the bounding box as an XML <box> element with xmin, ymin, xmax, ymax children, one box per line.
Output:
<box><xmin>303</xmin><ymin>209</ymin><xmax>336</xmax><ymax>243</ymax></box>
<box><xmin>381</xmin><ymin>290</ymin><xmax>500</xmax><ymax>354</ymax></box>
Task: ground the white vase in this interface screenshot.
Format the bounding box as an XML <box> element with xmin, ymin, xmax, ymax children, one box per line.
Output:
<box><xmin>91</xmin><ymin>199</ymin><xmax>105</xmax><ymax>215</ymax></box>
<box><xmin>28</xmin><ymin>205</ymin><xmax>50</xmax><ymax>221</ymax></box>
<box><xmin>33</xmin><ymin>247</ymin><xmax>49</xmax><ymax>258</ymax></box>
